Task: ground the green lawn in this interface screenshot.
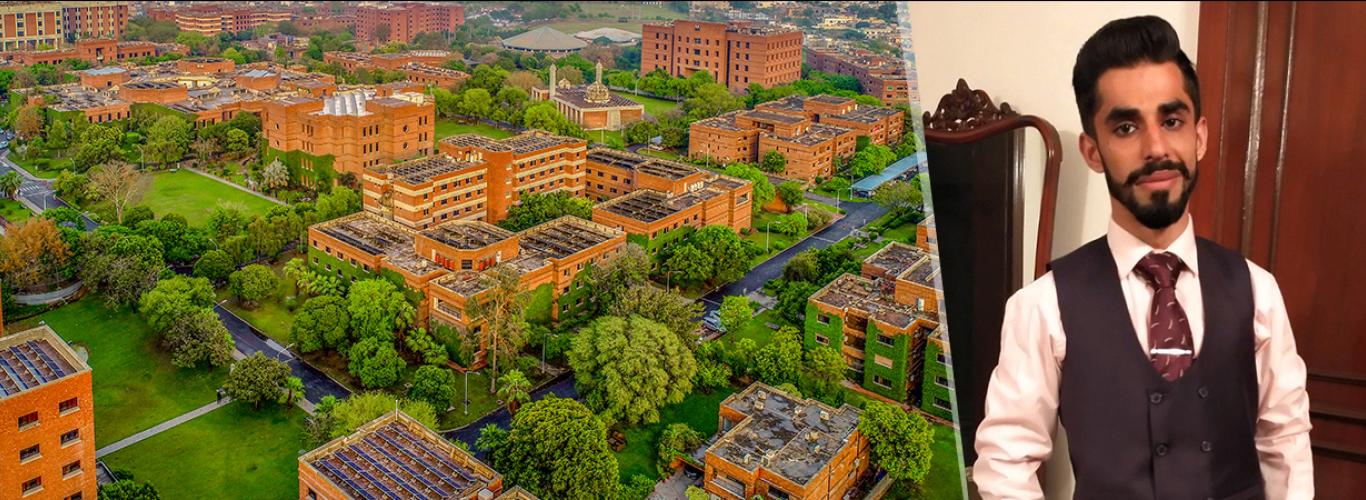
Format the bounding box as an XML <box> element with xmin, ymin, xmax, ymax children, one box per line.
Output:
<box><xmin>103</xmin><ymin>402</ymin><xmax>308</xmax><ymax>500</ymax></box>
<box><xmin>744</xmin><ymin>210</ymin><xmax>801</xmax><ymax>266</ymax></box>
<box><xmin>884</xmin><ymin>424</ymin><xmax>966</xmax><ymax>500</ymax></box>
<box><xmin>437</xmin><ymin>370</ymin><xmax>501</xmax><ymax>430</ymax></box>
<box><xmin>10</xmin><ymin>297</ymin><xmax>227</xmax><ymax>447</ymax></box>
<box><xmin>588</xmin><ymin>128</ymin><xmax>624</xmax><ymax>146</ymax></box>
<box><xmin>0</xmin><ymin>198</ymin><xmax>32</xmax><ymax>223</ymax></box>
<box><xmin>10</xmin><ymin>154</ymin><xmax>74</xmax><ymax>179</ymax></box>
<box><xmin>723</xmin><ymin>309</ymin><xmax>786</xmax><ymax>348</ymax></box>
<box><xmin>620</xmin><ymin>93</ymin><xmax>681</xmax><ymax>118</ymax></box>
<box><xmin>141</xmin><ymin>170</ymin><xmax>279</xmax><ymax>226</ymax></box>
<box><xmin>614</xmin><ymin>387</ymin><xmax>737</xmax><ymax>482</ymax></box>
<box><xmin>217</xmin><ymin>258</ymin><xmax>297</xmax><ymax>345</ymax></box>
<box><xmin>435</xmin><ymin>120</ymin><xmax>516</xmax><ymax>141</ymax></box>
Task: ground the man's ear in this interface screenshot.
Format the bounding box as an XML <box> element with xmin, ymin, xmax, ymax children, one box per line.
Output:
<box><xmin>1079</xmin><ymin>132</ymin><xmax>1105</xmax><ymax>173</ymax></box>
<box><xmin>1195</xmin><ymin>115</ymin><xmax>1209</xmax><ymax>162</ymax></box>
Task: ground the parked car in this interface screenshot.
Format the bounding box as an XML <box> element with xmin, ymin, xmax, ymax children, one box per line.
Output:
<box><xmin>0</xmin><ymin>140</ymin><xmax>9</xmax><ymax>149</ymax></box>
<box><xmin>702</xmin><ymin>310</ymin><xmax>724</xmax><ymax>332</ymax></box>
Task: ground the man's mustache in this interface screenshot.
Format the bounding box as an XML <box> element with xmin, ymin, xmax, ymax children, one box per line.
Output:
<box><xmin>1125</xmin><ymin>160</ymin><xmax>1191</xmax><ymax>187</ymax></box>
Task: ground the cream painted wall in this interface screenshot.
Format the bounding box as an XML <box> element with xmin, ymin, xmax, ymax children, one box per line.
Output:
<box><xmin>903</xmin><ymin>2</ymin><xmax>1200</xmax><ymax>497</ymax></box>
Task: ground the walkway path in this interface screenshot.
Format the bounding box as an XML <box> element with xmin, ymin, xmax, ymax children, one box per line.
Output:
<box><xmin>184</xmin><ymin>166</ymin><xmax>284</xmax><ymax>205</ymax></box>
<box><xmin>95</xmin><ymin>398</ymin><xmax>234</xmax><ymax>458</ymax></box>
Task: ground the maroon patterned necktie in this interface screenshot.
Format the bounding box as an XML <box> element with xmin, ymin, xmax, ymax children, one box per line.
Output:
<box><xmin>1134</xmin><ymin>252</ymin><xmax>1193</xmax><ymax>381</ymax></box>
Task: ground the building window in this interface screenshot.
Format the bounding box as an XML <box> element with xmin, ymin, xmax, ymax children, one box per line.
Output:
<box><xmin>62</xmin><ymin>460</ymin><xmax>81</xmax><ymax>477</ymax></box>
<box><xmin>934</xmin><ymin>397</ymin><xmax>953</xmax><ymax>411</ymax></box>
<box><xmin>59</xmin><ymin>398</ymin><xmax>78</xmax><ymax>414</ymax></box>
<box><xmin>65</xmin><ymin>492</ymin><xmax>82</xmax><ymax>500</ymax></box>
<box><xmin>816</xmin><ymin>314</ymin><xmax>830</xmax><ymax>325</ymax></box>
<box><xmin>18</xmin><ymin>412</ymin><xmax>38</xmax><ymax>430</ymax></box>
<box><xmin>873</xmin><ymin>375</ymin><xmax>892</xmax><ymax>389</ymax></box>
<box><xmin>877</xmin><ymin>335</ymin><xmax>896</xmax><ymax>348</ymax></box>
<box><xmin>21</xmin><ymin>477</ymin><xmax>40</xmax><ymax>495</ymax></box>
<box><xmin>936</xmin><ymin>375</ymin><xmax>952</xmax><ymax>389</ymax></box>
<box><xmin>61</xmin><ymin>429</ymin><xmax>80</xmax><ymax>446</ymax></box>
<box><xmin>815</xmin><ymin>334</ymin><xmax>828</xmax><ymax>345</ymax></box>
<box><xmin>19</xmin><ymin>444</ymin><xmax>40</xmax><ymax>462</ymax></box>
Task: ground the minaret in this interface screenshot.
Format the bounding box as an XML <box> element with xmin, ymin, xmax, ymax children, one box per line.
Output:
<box><xmin>594</xmin><ymin>60</ymin><xmax>603</xmax><ymax>85</ymax></box>
<box><xmin>548</xmin><ymin>64</ymin><xmax>557</xmax><ymax>101</ymax></box>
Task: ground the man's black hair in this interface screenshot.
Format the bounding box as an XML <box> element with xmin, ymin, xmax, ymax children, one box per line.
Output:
<box><xmin>1072</xmin><ymin>16</ymin><xmax>1200</xmax><ymax>137</ymax></box>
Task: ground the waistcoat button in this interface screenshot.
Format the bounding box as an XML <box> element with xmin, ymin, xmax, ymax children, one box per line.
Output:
<box><xmin>1155</xmin><ymin>443</ymin><xmax>1169</xmax><ymax>456</ymax></box>
<box><xmin>1201</xmin><ymin>441</ymin><xmax>1212</xmax><ymax>452</ymax></box>
<box><xmin>1198</xmin><ymin>386</ymin><xmax>1210</xmax><ymax>399</ymax></box>
<box><xmin>1149</xmin><ymin>392</ymin><xmax>1163</xmax><ymax>404</ymax></box>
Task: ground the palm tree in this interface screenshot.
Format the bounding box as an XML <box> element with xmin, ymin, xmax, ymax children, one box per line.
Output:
<box><xmin>497</xmin><ymin>369</ymin><xmax>531</xmax><ymax>415</ymax></box>
<box><xmin>280</xmin><ymin>376</ymin><xmax>304</xmax><ymax>406</ymax></box>
<box><xmin>283</xmin><ymin>257</ymin><xmax>311</xmax><ymax>295</ymax></box>
<box><xmin>473</xmin><ymin>264</ymin><xmax>529</xmax><ymax>394</ymax></box>
<box><xmin>0</xmin><ymin>171</ymin><xmax>22</xmax><ymax>199</ymax></box>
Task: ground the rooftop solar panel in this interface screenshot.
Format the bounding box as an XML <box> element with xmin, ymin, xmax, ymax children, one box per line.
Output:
<box><xmin>377</xmin><ymin>428</ymin><xmax>472</xmax><ymax>489</ymax></box>
<box><xmin>364</xmin><ymin>436</ymin><xmax>449</xmax><ymax>497</ymax></box>
<box><xmin>350</xmin><ymin>444</ymin><xmax>429</xmax><ymax>499</ymax></box>
<box><xmin>318</xmin><ymin>459</ymin><xmax>378</xmax><ymax>500</ymax></box>
<box><xmin>27</xmin><ymin>341</ymin><xmax>67</xmax><ymax>378</ymax></box>
<box><xmin>388</xmin><ymin>425</ymin><xmax>478</xmax><ymax>483</ymax></box>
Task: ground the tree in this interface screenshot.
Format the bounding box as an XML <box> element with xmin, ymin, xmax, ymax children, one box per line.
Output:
<box><xmin>74</xmin><ymin>124</ymin><xmax>122</xmax><ymax>172</ymax></box>
<box><xmin>581</xmin><ymin>243</ymin><xmax>650</xmax><ymax>313</ymax></box>
<box><xmin>224</xmin><ymin>128</ymin><xmax>251</xmax><ymax>154</ymax></box>
<box><xmin>800</xmin><ymin>346</ymin><xmax>846</xmax><ymax>402</ymax></box>
<box><xmin>347</xmin><ymin>337</ymin><xmax>406</xmax><ymax>388</ymax></box>
<box><xmin>134</xmin><ymin>214</ymin><xmax>208</xmax><ymax>263</ymax></box>
<box><xmin>506</xmin><ymin>70</ymin><xmax>542</xmax><ymax>93</ymax></box>
<box><xmin>859</xmin><ymin>401</ymin><xmax>936</xmax><ymax>483</ymax></box>
<box><xmin>291</xmin><ymin>294</ymin><xmax>351</xmax><ymax>352</ymax></box>
<box><xmin>662</xmin><ymin>243</ymin><xmax>709</xmax><ymax>288</ymax></box>
<box><xmin>685</xmin><ymin>225</ymin><xmax>751</xmax><ymax>284</ymax></box>
<box><xmin>849</xmin><ymin>143</ymin><xmax>896</xmax><ymax>178</ymax></box>
<box><xmin>469</xmin><ymin>265</ymin><xmax>528</xmax><ymax>394</ymax></box>
<box><xmin>144</xmin><ymin>115</ymin><xmax>192</xmax><ymax>164</ymax></box>
<box><xmin>773</xmin><ymin>212</ymin><xmax>808</xmax><ymax>237</ymax></box>
<box><xmin>99</xmin><ymin>474</ymin><xmax>161</xmax><ymax>500</ymax></box>
<box><xmin>873</xmin><ymin>179</ymin><xmax>923</xmax><ymax>217</ymax></box>
<box><xmin>403</xmin><ymin>327</ymin><xmax>448</xmax><ymax>366</ymax></box>
<box><xmin>568</xmin><ymin>316</ymin><xmax>697</xmax><ymax>426</ymax></box>
<box><xmin>754</xmin><ymin>327</ymin><xmax>803</xmax><ymax>385</ymax></box>
<box><xmin>656</xmin><ymin>423</ymin><xmax>702</xmax><ymax>471</ymax></box>
<box><xmin>328</xmin><ymin>392</ymin><xmax>437</xmax><ymax>439</ymax></box>
<box><xmin>499</xmin><ymin>191</ymin><xmax>594</xmax><ymax>231</ymax></box>
<box><xmin>219</xmin><ymin>47</ymin><xmax>245</xmax><ymax>64</ymax></box>
<box><xmin>162</xmin><ymin>308</ymin><xmax>235</xmax><ymax>368</ymax></box>
<box><xmin>229</xmin><ymin>264</ymin><xmax>278</xmax><ymax>309</ymax></box>
<box><xmin>718</xmin><ymin>296</ymin><xmax>752</xmax><ymax>334</ymax></box>
<box><xmin>138</xmin><ymin>275</ymin><xmax>215</xmax><ymax>331</ymax></box>
<box><xmin>0</xmin><ymin>171</ymin><xmax>20</xmax><ymax>199</ymax></box>
<box><xmin>14</xmin><ymin>104</ymin><xmax>43</xmax><ymax>141</ymax></box>
<box><xmin>776</xmin><ymin>280</ymin><xmax>819</xmax><ymax>325</ymax></box>
<box><xmin>782</xmin><ymin>250</ymin><xmax>820</xmax><ymax>283</ymax></box>
<box><xmin>723</xmin><ymin>163</ymin><xmax>774</xmax><ymax>211</ymax></box>
<box><xmin>776</xmin><ymin>180</ymin><xmax>805</xmax><ymax>210</ymax></box>
<box><xmin>496</xmin><ymin>369</ymin><xmax>532</xmax><ymax>414</ymax></box>
<box><xmin>458</xmin><ymin>87</ymin><xmax>493</xmax><ymax>117</ymax></box>
<box><xmin>192</xmin><ymin>249</ymin><xmax>235</xmax><ymax>282</ymax></box>
<box><xmin>556</xmin><ymin>65</ymin><xmax>585</xmax><ymax>85</ymax></box>
<box><xmin>224</xmin><ymin>352</ymin><xmax>290</xmax><ymax>409</ymax></box>
<box><xmin>761</xmin><ymin>150</ymin><xmax>788</xmax><ymax>174</ymax></box>
<box><xmin>607</xmin><ymin>284</ymin><xmax>703</xmax><ymax>344</ymax></box>
<box><xmin>52</xmin><ymin>170</ymin><xmax>89</xmax><ymax>204</ymax></box>
<box><xmin>282</xmin><ymin>376</ymin><xmax>304</xmax><ymax>406</ymax></box>
<box><xmin>693</xmin><ymin>341</ymin><xmax>732</xmax><ymax>391</ymax></box>
<box><xmin>0</xmin><ymin>218</ymin><xmax>70</xmax><ymax>289</ymax></box>
<box><xmin>89</xmin><ymin>161</ymin><xmax>150</xmax><ymax>225</ymax></box>
<box><xmin>347</xmin><ymin>279</ymin><xmax>415</xmax><ymax>344</ymax></box>
<box><xmin>409</xmin><ymin>365</ymin><xmax>457</xmax><ymax>410</ymax></box>
<box><xmin>78</xmin><ymin>229</ymin><xmax>165</xmax><ymax>307</ymax></box>
<box><xmin>482</xmin><ymin>396</ymin><xmax>618</xmax><ymax>499</ymax></box>
<box><xmin>261</xmin><ymin>158</ymin><xmax>289</xmax><ymax>192</ymax></box>
<box><xmin>683</xmin><ymin>82</ymin><xmax>744</xmax><ymax>121</ymax></box>
<box><xmin>522</xmin><ymin>101</ymin><xmax>584</xmax><ymax>138</ymax></box>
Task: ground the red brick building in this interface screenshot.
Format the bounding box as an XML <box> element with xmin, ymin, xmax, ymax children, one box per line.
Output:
<box><xmin>703</xmin><ymin>383</ymin><xmax>869</xmax><ymax>499</ymax></box>
<box><xmin>175</xmin><ymin>6</ymin><xmax>292</xmax><ymax>35</ymax></box>
<box><xmin>0</xmin><ymin>326</ymin><xmax>97</xmax><ymax>500</ymax></box>
<box><xmin>61</xmin><ymin>1</ymin><xmax>128</xmax><ymax>41</ymax></box>
<box><xmin>531</xmin><ymin>63</ymin><xmax>644</xmax><ymax>132</ymax></box>
<box><xmin>806</xmin><ymin>47</ymin><xmax>917</xmax><ymax>107</ymax></box>
<box><xmin>0</xmin><ymin>2</ymin><xmax>130</xmax><ymax>52</ymax></box>
<box><xmin>4</xmin><ymin>38</ymin><xmax>159</xmax><ymax>66</ymax></box>
<box><xmin>262</xmin><ymin>90</ymin><xmax>435</xmax><ymax>181</ymax></box>
<box><xmin>641</xmin><ymin>20</ymin><xmax>802</xmax><ymax>93</ymax></box>
<box><xmin>355</xmin><ymin>3</ymin><xmax>464</xmax><ymax>45</ymax></box>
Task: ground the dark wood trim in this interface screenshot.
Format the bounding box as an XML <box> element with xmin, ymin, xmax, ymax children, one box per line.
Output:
<box><xmin>1312</xmin><ymin>441</ymin><xmax>1366</xmax><ymax>465</ymax></box>
<box><xmin>1310</xmin><ymin>404</ymin><xmax>1366</xmax><ymax>426</ymax></box>
<box><xmin>1308</xmin><ymin>370</ymin><xmax>1366</xmax><ymax>387</ymax></box>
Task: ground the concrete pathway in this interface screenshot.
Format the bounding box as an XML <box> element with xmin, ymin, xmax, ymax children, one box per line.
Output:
<box><xmin>183</xmin><ymin>166</ymin><xmax>284</xmax><ymax>205</ymax></box>
<box><xmin>95</xmin><ymin>398</ymin><xmax>233</xmax><ymax>458</ymax></box>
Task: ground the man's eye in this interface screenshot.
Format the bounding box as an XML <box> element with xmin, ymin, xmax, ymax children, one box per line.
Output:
<box><xmin>1164</xmin><ymin>118</ymin><xmax>1183</xmax><ymax>129</ymax></box>
<box><xmin>1114</xmin><ymin>124</ymin><xmax>1136</xmax><ymax>136</ymax></box>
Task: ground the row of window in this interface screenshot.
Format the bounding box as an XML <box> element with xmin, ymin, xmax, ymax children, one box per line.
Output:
<box><xmin>17</xmin><ymin>398</ymin><xmax>80</xmax><ymax>431</ymax></box>
<box><xmin>20</xmin><ymin>429</ymin><xmax>82</xmax><ymax>462</ymax></box>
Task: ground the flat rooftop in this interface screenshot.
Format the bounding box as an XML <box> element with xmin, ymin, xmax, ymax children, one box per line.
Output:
<box><xmin>831</xmin><ymin>105</ymin><xmax>901</xmax><ymax>124</ymax></box>
<box><xmin>551</xmin><ymin>85</ymin><xmax>642</xmax><ymax>110</ymax></box>
<box><xmin>741</xmin><ymin>109</ymin><xmax>806</xmax><ymax>125</ymax></box>
<box><xmin>866</xmin><ymin>241</ymin><xmax>928</xmax><ymax>278</ymax></box>
<box><xmin>707</xmin><ymin>383</ymin><xmax>860</xmax><ymax>486</ymax></box>
<box><xmin>597</xmin><ymin>190</ymin><xmax>683</xmax><ymax>223</ymax></box>
<box><xmin>442</xmin><ymin>131</ymin><xmax>583</xmax><ymax>155</ymax></box>
<box><xmin>756</xmin><ymin>95</ymin><xmax>805</xmax><ymax>114</ymax></box>
<box><xmin>517</xmin><ymin>216</ymin><xmax>621</xmax><ymax>261</ymax></box>
<box><xmin>811</xmin><ymin>274</ymin><xmax>922</xmax><ymax>329</ymax></box>
<box><xmin>0</xmin><ymin>326</ymin><xmax>87</xmax><ymax>399</ymax></box>
<box><xmin>767</xmin><ymin>123</ymin><xmax>852</xmax><ymax>146</ymax></box>
<box><xmin>43</xmin><ymin>84</ymin><xmax>126</xmax><ymax>111</ymax></box>
<box><xmin>691</xmin><ymin>112</ymin><xmax>745</xmax><ymax>132</ymax></box>
<box><xmin>420</xmin><ymin>220</ymin><xmax>515</xmax><ymax>250</ymax></box>
<box><xmin>123</xmin><ymin>80</ymin><xmax>182</xmax><ymax>90</ymax></box>
<box><xmin>432</xmin><ymin>270</ymin><xmax>491</xmax><ymax>298</ymax></box>
<box><xmin>586</xmin><ymin>148</ymin><xmax>698</xmax><ymax>180</ymax></box>
<box><xmin>401</xmin><ymin>63</ymin><xmax>468</xmax><ymax>78</ymax></box>
<box><xmin>810</xmin><ymin>94</ymin><xmax>855</xmax><ymax>105</ymax></box>
<box><xmin>315</xmin><ymin>213</ymin><xmax>442</xmax><ymax>276</ymax></box>
<box><xmin>302</xmin><ymin>411</ymin><xmax>500</xmax><ymax>499</ymax></box>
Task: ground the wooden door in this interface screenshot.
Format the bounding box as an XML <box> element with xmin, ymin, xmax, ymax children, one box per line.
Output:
<box><xmin>1192</xmin><ymin>2</ymin><xmax>1366</xmax><ymax>496</ymax></box>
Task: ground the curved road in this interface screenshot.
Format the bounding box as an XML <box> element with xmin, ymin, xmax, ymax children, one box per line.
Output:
<box><xmin>214</xmin><ymin>304</ymin><xmax>351</xmax><ymax>404</ymax></box>
<box><xmin>441</xmin><ymin>374</ymin><xmax>579</xmax><ymax>456</ymax></box>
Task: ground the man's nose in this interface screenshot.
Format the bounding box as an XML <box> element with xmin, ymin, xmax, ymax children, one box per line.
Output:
<box><xmin>1142</xmin><ymin>122</ymin><xmax>1172</xmax><ymax>162</ymax></box>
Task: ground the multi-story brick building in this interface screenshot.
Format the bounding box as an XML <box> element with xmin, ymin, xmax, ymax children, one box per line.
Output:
<box><xmin>355</xmin><ymin>3</ymin><xmax>464</xmax><ymax>45</ymax></box>
<box><xmin>806</xmin><ymin>46</ymin><xmax>917</xmax><ymax>107</ymax></box>
<box><xmin>434</xmin><ymin>132</ymin><xmax>589</xmax><ymax>224</ymax></box>
<box><xmin>532</xmin><ymin>63</ymin><xmax>644</xmax><ymax>132</ymax></box>
<box><xmin>703</xmin><ymin>383</ymin><xmax>869</xmax><ymax>500</ymax></box>
<box><xmin>175</xmin><ymin>6</ymin><xmax>292</xmax><ymax>35</ymax></box>
<box><xmin>60</xmin><ymin>1</ymin><xmax>127</xmax><ymax>41</ymax></box>
<box><xmin>323</xmin><ymin>50</ymin><xmax>454</xmax><ymax>73</ymax></box>
<box><xmin>0</xmin><ymin>326</ymin><xmax>96</xmax><ymax>500</ymax></box>
<box><xmin>4</xmin><ymin>38</ymin><xmax>164</xmax><ymax>66</ymax></box>
<box><xmin>690</xmin><ymin>94</ymin><xmax>905</xmax><ymax>182</ymax></box>
<box><xmin>641</xmin><ymin>20</ymin><xmax>802</xmax><ymax>93</ymax></box>
<box><xmin>299</xmin><ymin>410</ymin><xmax>505</xmax><ymax>499</ymax></box>
<box><xmin>804</xmin><ymin>235</ymin><xmax>944</xmax><ymax>404</ymax></box>
<box><xmin>308</xmin><ymin>212</ymin><xmax>625</xmax><ymax>369</ymax></box>
<box><xmin>262</xmin><ymin>89</ymin><xmax>435</xmax><ymax>182</ymax></box>
<box><xmin>399</xmin><ymin>62</ymin><xmax>469</xmax><ymax>89</ymax></box>
<box><xmin>0</xmin><ymin>2</ymin><xmax>127</xmax><ymax>51</ymax></box>
<box><xmin>587</xmin><ymin>148</ymin><xmax>753</xmax><ymax>244</ymax></box>
<box><xmin>38</xmin><ymin>82</ymin><xmax>130</xmax><ymax>123</ymax></box>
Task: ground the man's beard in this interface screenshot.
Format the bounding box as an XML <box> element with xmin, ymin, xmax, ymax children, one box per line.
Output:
<box><xmin>1102</xmin><ymin>156</ymin><xmax>1198</xmax><ymax>230</ymax></box>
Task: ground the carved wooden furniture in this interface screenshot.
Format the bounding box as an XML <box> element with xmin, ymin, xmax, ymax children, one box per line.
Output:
<box><xmin>922</xmin><ymin>79</ymin><xmax>1061</xmax><ymax>468</ymax></box>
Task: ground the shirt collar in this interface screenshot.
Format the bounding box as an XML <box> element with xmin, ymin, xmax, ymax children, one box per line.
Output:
<box><xmin>1106</xmin><ymin>214</ymin><xmax>1200</xmax><ymax>280</ymax></box>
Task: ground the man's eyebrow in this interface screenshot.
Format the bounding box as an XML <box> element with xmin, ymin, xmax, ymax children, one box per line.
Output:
<box><xmin>1158</xmin><ymin>100</ymin><xmax>1191</xmax><ymax>115</ymax></box>
<box><xmin>1104</xmin><ymin>106</ymin><xmax>1141</xmax><ymax>124</ymax></box>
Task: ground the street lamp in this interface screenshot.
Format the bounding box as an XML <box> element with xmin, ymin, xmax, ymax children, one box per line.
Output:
<box><xmin>765</xmin><ymin>220</ymin><xmax>775</xmax><ymax>253</ymax></box>
<box><xmin>665</xmin><ymin>269</ymin><xmax>682</xmax><ymax>290</ymax></box>
<box><xmin>463</xmin><ymin>370</ymin><xmax>469</xmax><ymax>416</ymax></box>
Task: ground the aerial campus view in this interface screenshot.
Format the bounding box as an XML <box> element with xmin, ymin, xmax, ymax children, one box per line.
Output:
<box><xmin>0</xmin><ymin>1</ymin><xmax>951</xmax><ymax>499</ymax></box>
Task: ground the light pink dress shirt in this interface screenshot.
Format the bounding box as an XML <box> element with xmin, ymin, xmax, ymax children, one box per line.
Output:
<box><xmin>972</xmin><ymin>215</ymin><xmax>1314</xmax><ymax>499</ymax></box>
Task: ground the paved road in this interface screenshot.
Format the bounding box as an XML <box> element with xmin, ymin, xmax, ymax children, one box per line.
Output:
<box><xmin>441</xmin><ymin>373</ymin><xmax>579</xmax><ymax>457</ymax></box>
<box><xmin>0</xmin><ymin>149</ymin><xmax>98</xmax><ymax>230</ymax></box>
<box><xmin>699</xmin><ymin>199</ymin><xmax>888</xmax><ymax>313</ymax></box>
<box><xmin>213</xmin><ymin>304</ymin><xmax>351</xmax><ymax>404</ymax></box>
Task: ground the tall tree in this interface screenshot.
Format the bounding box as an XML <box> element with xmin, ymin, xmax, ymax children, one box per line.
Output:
<box><xmin>162</xmin><ymin>308</ymin><xmax>235</xmax><ymax>368</ymax></box>
<box><xmin>754</xmin><ymin>326</ymin><xmax>803</xmax><ymax>385</ymax></box>
<box><xmin>482</xmin><ymin>396</ymin><xmax>618</xmax><ymax>499</ymax></box>
<box><xmin>761</xmin><ymin>150</ymin><xmax>788</xmax><ymax>174</ymax></box>
<box><xmin>0</xmin><ymin>171</ymin><xmax>21</xmax><ymax>199</ymax></box>
<box><xmin>89</xmin><ymin>161</ymin><xmax>151</xmax><ymax>225</ymax></box>
<box><xmin>138</xmin><ymin>275</ymin><xmax>215</xmax><ymax>331</ymax></box>
<box><xmin>718</xmin><ymin>296</ymin><xmax>753</xmax><ymax>333</ymax></box>
<box><xmin>144</xmin><ymin>115</ymin><xmax>192</xmax><ymax>164</ymax></box>
<box><xmin>291</xmin><ymin>294</ymin><xmax>351</xmax><ymax>352</ymax></box>
<box><xmin>347</xmin><ymin>279</ymin><xmax>415</xmax><ymax>344</ymax></box>
<box><xmin>0</xmin><ymin>218</ymin><xmax>70</xmax><ymax>289</ymax></box>
<box><xmin>78</xmin><ymin>229</ymin><xmax>165</xmax><ymax>307</ymax></box>
<box><xmin>872</xmin><ymin>179</ymin><xmax>923</xmax><ymax>217</ymax></box>
<box><xmin>229</xmin><ymin>264</ymin><xmax>278</xmax><ymax>309</ymax></box>
<box><xmin>568</xmin><ymin>316</ymin><xmax>697</xmax><ymax>426</ymax></box>
<box><xmin>496</xmin><ymin>369</ymin><xmax>532</xmax><ymax>415</ymax></box>
<box><xmin>347</xmin><ymin>337</ymin><xmax>406</xmax><ymax>388</ymax></box>
<box><xmin>14</xmin><ymin>104</ymin><xmax>43</xmax><ymax>141</ymax></box>
<box><xmin>776</xmin><ymin>180</ymin><xmax>805</xmax><ymax>210</ymax></box>
<box><xmin>328</xmin><ymin>392</ymin><xmax>437</xmax><ymax>439</ymax></box>
<box><xmin>606</xmin><ymin>284</ymin><xmax>703</xmax><ymax>344</ymax></box>
<box><xmin>409</xmin><ymin>365</ymin><xmax>457</xmax><ymax>410</ymax></box>
<box><xmin>472</xmin><ymin>265</ymin><xmax>528</xmax><ymax>393</ymax></box>
<box><xmin>224</xmin><ymin>352</ymin><xmax>290</xmax><ymax>409</ymax></box>
<box><xmin>859</xmin><ymin>401</ymin><xmax>936</xmax><ymax>483</ymax></box>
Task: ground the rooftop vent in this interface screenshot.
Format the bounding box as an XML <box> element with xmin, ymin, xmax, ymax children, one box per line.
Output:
<box><xmin>754</xmin><ymin>400</ymin><xmax>764</xmax><ymax>411</ymax></box>
<box><xmin>807</xmin><ymin>431</ymin><xmax>820</xmax><ymax>443</ymax></box>
<box><xmin>820</xmin><ymin>410</ymin><xmax>831</xmax><ymax>421</ymax></box>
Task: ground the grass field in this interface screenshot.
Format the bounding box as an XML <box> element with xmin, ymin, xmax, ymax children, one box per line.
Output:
<box><xmin>435</xmin><ymin>120</ymin><xmax>517</xmax><ymax>141</ymax></box>
<box><xmin>10</xmin><ymin>154</ymin><xmax>74</xmax><ymax>179</ymax></box>
<box><xmin>614</xmin><ymin>387</ymin><xmax>736</xmax><ymax>482</ymax></box>
<box><xmin>437</xmin><ymin>370</ymin><xmax>501</xmax><ymax>430</ymax></box>
<box><xmin>11</xmin><ymin>298</ymin><xmax>227</xmax><ymax>447</ymax></box>
<box><xmin>577</xmin><ymin>2</ymin><xmax>688</xmax><ymax>20</ymax></box>
<box><xmin>620</xmin><ymin>93</ymin><xmax>681</xmax><ymax>118</ymax></box>
<box><xmin>103</xmin><ymin>402</ymin><xmax>308</xmax><ymax>500</ymax></box>
<box><xmin>724</xmin><ymin>309</ymin><xmax>787</xmax><ymax>348</ymax></box>
<box><xmin>744</xmin><ymin>210</ymin><xmax>802</xmax><ymax>266</ymax></box>
<box><xmin>0</xmin><ymin>198</ymin><xmax>32</xmax><ymax>223</ymax></box>
<box><xmin>884</xmin><ymin>424</ymin><xmax>967</xmax><ymax>500</ymax></box>
<box><xmin>141</xmin><ymin>170</ymin><xmax>279</xmax><ymax>226</ymax></box>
